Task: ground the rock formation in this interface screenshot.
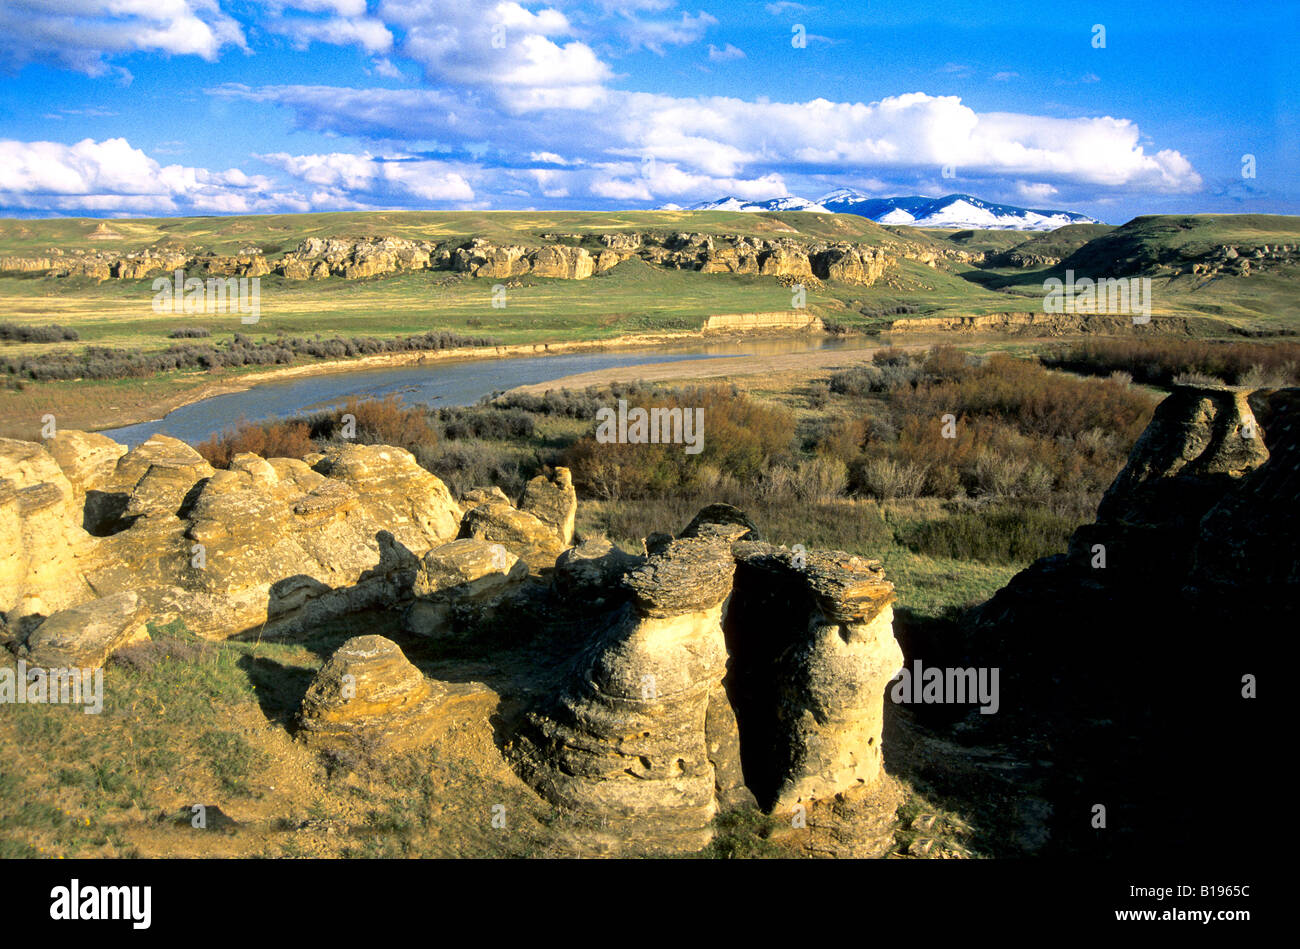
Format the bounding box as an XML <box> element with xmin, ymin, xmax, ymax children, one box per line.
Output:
<box><xmin>20</xmin><ymin>591</ymin><xmax>150</xmax><ymax>670</ymax></box>
<box><xmin>0</xmin><ymin>434</ymin><xmax>465</xmax><ymax>639</ymax></box>
<box><xmin>963</xmin><ymin>382</ymin><xmax>1295</xmax><ymax>856</ymax></box>
<box><xmin>5</xmin><ymin>422</ymin><xmax>908</xmax><ymax>855</ymax></box>
<box><xmin>506</xmin><ymin>507</ymin><xmax>903</xmax><ymax>854</ymax></box>
<box><xmin>510</xmin><ymin>535</ymin><xmax>739</xmax><ymax>854</ymax></box>
<box><xmin>297</xmin><ymin>634</ymin><xmax>495</xmax><ymax>756</ymax></box>
<box><xmin>0</xmin><ymin>228</ymin><xmax>974</xmax><ymax>289</ymax></box>
<box><xmin>725</xmin><ymin>543</ymin><xmax>900</xmax><ymax>810</ymax></box>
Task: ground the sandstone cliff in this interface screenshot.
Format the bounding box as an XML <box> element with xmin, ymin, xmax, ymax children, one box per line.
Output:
<box><xmin>0</xmin><ymin>228</ymin><xmax>979</xmax><ymax>288</ymax></box>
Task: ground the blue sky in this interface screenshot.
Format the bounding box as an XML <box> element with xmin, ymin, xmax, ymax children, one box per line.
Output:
<box><xmin>0</xmin><ymin>0</ymin><xmax>1295</xmax><ymax>222</ymax></box>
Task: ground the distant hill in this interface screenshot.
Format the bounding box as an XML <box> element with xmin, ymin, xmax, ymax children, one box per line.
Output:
<box><xmin>675</xmin><ymin>190</ymin><xmax>1100</xmax><ymax>230</ymax></box>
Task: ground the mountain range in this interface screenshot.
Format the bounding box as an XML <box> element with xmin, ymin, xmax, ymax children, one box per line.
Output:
<box><xmin>661</xmin><ymin>190</ymin><xmax>1101</xmax><ymax>231</ymax></box>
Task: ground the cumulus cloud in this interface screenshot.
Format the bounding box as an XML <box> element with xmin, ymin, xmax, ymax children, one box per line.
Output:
<box><xmin>260</xmin><ymin>150</ymin><xmax>476</xmax><ymax>203</ymax></box>
<box><xmin>0</xmin><ymin>137</ymin><xmax>289</xmax><ymax>214</ymax></box>
<box><xmin>0</xmin><ymin>0</ymin><xmax>246</xmax><ymax>76</ymax></box>
<box><xmin>216</xmin><ymin>83</ymin><xmax>1203</xmax><ymax>202</ymax></box>
<box><xmin>377</xmin><ymin>0</ymin><xmax>610</xmax><ymax>108</ymax></box>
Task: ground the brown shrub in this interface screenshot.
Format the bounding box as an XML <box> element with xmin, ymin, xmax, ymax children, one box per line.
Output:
<box><xmin>197</xmin><ymin>418</ymin><xmax>315</xmax><ymax>468</ymax></box>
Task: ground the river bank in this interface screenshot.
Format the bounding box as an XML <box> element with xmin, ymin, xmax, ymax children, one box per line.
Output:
<box><xmin>0</xmin><ymin>325</ymin><xmax>838</xmax><ymax>440</ymax></box>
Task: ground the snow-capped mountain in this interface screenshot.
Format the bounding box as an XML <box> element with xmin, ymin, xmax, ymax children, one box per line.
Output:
<box><xmin>664</xmin><ymin>189</ymin><xmax>1099</xmax><ymax>230</ymax></box>
<box><xmin>679</xmin><ymin>195</ymin><xmax>830</xmax><ymax>213</ymax></box>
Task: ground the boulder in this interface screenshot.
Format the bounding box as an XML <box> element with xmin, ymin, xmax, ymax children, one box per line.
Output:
<box><xmin>458</xmin><ymin>503</ymin><xmax>568</xmax><ymax>573</ymax></box>
<box><xmin>297</xmin><ymin>635</ymin><xmax>495</xmax><ymax>756</ymax></box>
<box><xmin>405</xmin><ymin>539</ymin><xmax>528</xmax><ymax>637</ymax></box>
<box><xmin>518</xmin><ymin>468</ymin><xmax>576</xmax><ymax>545</ymax></box>
<box><xmin>22</xmin><ymin>592</ymin><xmax>150</xmax><ymax>670</ymax></box>
<box><xmin>44</xmin><ymin>431</ymin><xmax>127</xmax><ymax>499</ymax></box>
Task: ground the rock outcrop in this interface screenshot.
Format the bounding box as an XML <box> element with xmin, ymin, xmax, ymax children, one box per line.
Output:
<box><xmin>457</xmin><ymin>469</ymin><xmax>576</xmax><ymax>572</ymax></box>
<box><xmin>404</xmin><ymin>539</ymin><xmax>527</xmax><ymax>638</ymax></box>
<box><xmin>963</xmin><ymin>382</ymin><xmax>1294</xmax><ymax>856</ymax></box>
<box><xmin>725</xmin><ymin>543</ymin><xmax>900</xmax><ymax>810</ymax></box>
<box><xmin>507</xmin><ymin>507</ymin><xmax>903</xmax><ymax>854</ymax></box>
<box><xmin>1</xmin><ymin>434</ymin><xmax>465</xmax><ymax>639</ymax></box>
<box><xmin>3</xmin><ymin>228</ymin><xmax>970</xmax><ymax>290</ymax></box>
<box><xmin>6</xmin><ymin>423</ymin><xmax>908</xmax><ymax>856</ymax></box>
<box><xmin>510</xmin><ymin>535</ymin><xmax>738</xmax><ymax>854</ymax></box>
<box><xmin>21</xmin><ymin>591</ymin><xmax>150</xmax><ymax>670</ymax></box>
<box><xmin>297</xmin><ymin>635</ymin><xmax>495</xmax><ymax>756</ymax></box>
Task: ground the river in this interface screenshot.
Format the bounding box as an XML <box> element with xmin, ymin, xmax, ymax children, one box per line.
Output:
<box><xmin>101</xmin><ymin>335</ymin><xmax>874</xmax><ymax>447</ymax></box>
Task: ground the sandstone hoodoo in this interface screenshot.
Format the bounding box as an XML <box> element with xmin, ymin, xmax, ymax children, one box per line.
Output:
<box><xmin>964</xmin><ymin>381</ymin><xmax>1294</xmax><ymax>855</ymax></box>
<box><xmin>505</xmin><ymin>509</ymin><xmax>905</xmax><ymax>855</ymax></box>
<box><xmin>2</xmin><ymin>418</ymin><xmax>912</xmax><ymax>853</ymax></box>
<box><xmin>725</xmin><ymin>543</ymin><xmax>901</xmax><ymax>811</ymax></box>
<box><xmin>510</xmin><ymin>535</ymin><xmax>739</xmax><ymax>854</ymax></box>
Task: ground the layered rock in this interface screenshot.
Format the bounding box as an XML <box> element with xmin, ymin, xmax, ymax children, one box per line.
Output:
<box><xmin>457</xmin><ymin>472</ymin><xmax>575</xmax><ymax>573</ymax></box>
<box><xmin>1</xmin><ymin>434</ymin><xmax>464</xmax><ymax>639</ymax></box>
<box><xmin>405</xmin><ymin>539</ymin><xmax>527</xmax><ymax>637</ymax></box>
<box><xmin>297</xmin><ymin>635</ymin><xmax>495</xmax><ymax>756</ymax></box>
<box><xmin>11</xmin><ymin>228</ymin><xmax>939</xmax><ymax>289</ymax></box>
<box><xmin>0</xmin><ymin>437</ymin><xmax>99</xmax><ymax>619</ymax></box>
<box><xmin>725</xmin><ymin>543</ymin><xmax>900</xmax><ymax>809</ymax></box>
<box><xmin>21</xmin><ymin>591</ymin><xmax>150</xmax><ymax>669</ymax></box>
<box><xmin>510</xmin><ymin>536</ymin><xmax>738</xmax><ymax>853</ymax></box>
<box><xmin>518</xmin><ymin>468</ymin><xmax>577</xmax><ymax>546</ymax></box>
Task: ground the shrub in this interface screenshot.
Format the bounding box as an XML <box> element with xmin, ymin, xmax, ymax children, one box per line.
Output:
<box><xmin>168</xmin><ymin>327</ymin><xmax>211</xmax><ymax>338</ymax></box>
<box><xmin>439</xmin><ymin>406</ymin><xmax>535</xmax><ymax>440</ymax></box>
<box><xmin>791</xmin><ymin>455</ymin><xmax>848</xmax><ymax>502</ymax></box>
<box><xmin>196</xmin><ymin>418</ymin><xmax>314</xmax><ymax>468</ymax></box>
<box><xmin>1042</xmin><ymin>338</ymin><xmax>1300</xmax><ymax>387</ymax></box>
<box><xmin>414</xmin><ymin>441</ymin><xmax>529</xmax><ymax>497</ymax></box>
<box><xmin>0</xmin><ymin>322</ymin><xmax>79</xmax><ymax>343</ymax></box>
<box><xmin>900</xmin><ymin>504</ymin><xmax>1082</xmax><ymax>564</ymax></box>
<box><xmin>852</xmin><ymin>456</ymin><xmax>927</xmax><ymax>501</ymax></box>
<box><xmin>309</xmin><ymin>395</ymin><xmax>437</xmax><ymax>451</ymax></box>
<box><xmin>562</xmin><ymin>384</ymin><xmax>795</xmax><ymax>501</ymax></box>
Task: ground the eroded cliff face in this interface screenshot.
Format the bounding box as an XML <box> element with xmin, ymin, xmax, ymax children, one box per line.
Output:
<box><xmin>0</xmin><ymin>229</ymin><xmax>972</xmax><ymax>287</ymax></box>
<box><xmin>963</xmin><ymin>383</ymin><xmax>1292</xmax><ymax>857</ymax></box>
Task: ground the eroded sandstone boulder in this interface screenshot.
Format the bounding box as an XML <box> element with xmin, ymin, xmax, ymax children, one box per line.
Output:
<box><xmin>726</xmin><ymin>543</ymin><xmax>900</xmax><ymax>809</ymax></box>
<box><xmin>405</xmin><ymin>539</ymin><xmax>527</xmax><ymax>637</ymax></box>
<box><xmin>297</xmin><ymin>635</ymin><xmax>495</xmax><ymax>756</ymax></box>
<box><xmin>518</xmin><ymin>468</ymin><xmax>576</xmax><ymax>546</ymax></box>
<box><xmin>22</xmin><ymin>591</ymin><xmax>150</xmax><ymax>669</ymax></box>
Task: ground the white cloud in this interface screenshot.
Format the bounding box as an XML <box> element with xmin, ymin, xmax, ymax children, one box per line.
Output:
<box><xmin>0</xmin><ymin>137</ymin><xmax>286</xmax><ymax>214</ymax></box>
<box><xmin>618</xmin><ymin>11</ymin><xmax>718</xmax><ymax>54</ymax></box>
<box><xmin>991</xmin><ymin>71</ymin><xmax>1019</xmax><ymax>82</ymax></box>
<box><xmin>219</xmin><ymin>83</ymin><xmax>1203</xmax><ymax>201</ymax></box>
<box><xmin>379</xmin><ymin>0</ymin><xmax>610</xmax><ymax>106</ymax></box>
<box><xmin>260</xmin><ymin>150</ymin><xmax>475</xmax><ymax>203</ymax></box>
<box><xmin>707</xmin><ymin>43</ymin><xmax>746</xmax><ymax>62</ymax></box>
<box><xmin>1015</xmin><ymin>181</ymin><xmax>1058</xmax><ymax>202</ymax></box>
<box><xmin>0</xmin><ymin>0</ymin><xmax>246</xmax><ymax>76</ymax></box>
